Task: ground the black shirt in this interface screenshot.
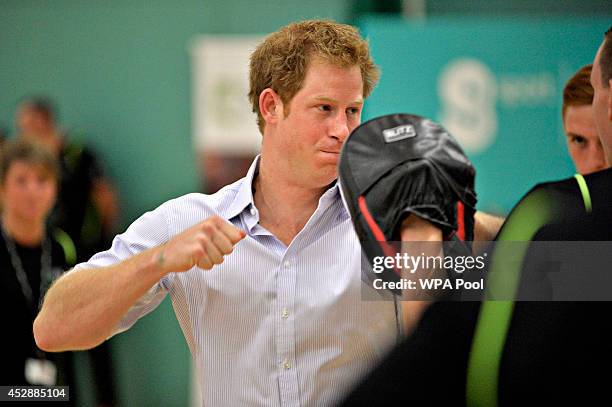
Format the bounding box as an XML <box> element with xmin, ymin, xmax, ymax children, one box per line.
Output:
<box><xmin>51</xmin><ymin>141</ymin><xmax>105</xmax><ymax>262</ymax></box>
<box><xmin>0</xmin><ymin>230</ymin><xmax>69</xmax><ymax>386</ymax></box>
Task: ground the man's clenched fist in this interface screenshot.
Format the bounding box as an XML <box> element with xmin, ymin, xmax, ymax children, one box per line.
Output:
<box><xmin>155</xmin><ymin>215</ymin><xmax>246</xmax><ymax>274</ymax></box>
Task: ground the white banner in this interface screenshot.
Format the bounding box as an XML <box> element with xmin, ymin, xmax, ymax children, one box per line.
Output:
<box><xmin>190</xmin><ymin>35</ymin><xmax>264</xmax><ymax>154</ymax></box>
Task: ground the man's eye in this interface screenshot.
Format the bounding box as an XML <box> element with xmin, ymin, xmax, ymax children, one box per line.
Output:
<box><xmin>571</xmin><ymin>135</ymin><xmax>587</xmax><ymax>147</ymax></box>
<box><xmin>347</xmin><ymin>107</ymin><xmax>360</xmax><ymax>115</ymax></box>
<box><xmin>318</xmin><ymin>105</ymin><xmax>332</xmax><ymax>112</ymax></box>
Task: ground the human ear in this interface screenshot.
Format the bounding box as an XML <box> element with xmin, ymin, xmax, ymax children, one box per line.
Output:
<box><xmin>259</xmin><ymin>88</ymin><xmax>283</xmax><ymax>126</ymax></box>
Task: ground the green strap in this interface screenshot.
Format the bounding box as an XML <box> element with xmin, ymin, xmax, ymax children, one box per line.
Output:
<box><xmin>574</xmin><ymin>174</ymin><xmax>592</xmax><ymax>213</ymax></box>
<box><xmin>465</xmin><ymin>300</ymin><xmax>514</xmax><ymax>407</ymax></box>
<box><xmin>466</xmin><ymin>176</ymin><xmax>592</xmax><ymax>407</ymax></box>
<box><xmin>53</xmin><ymin>228</ymin><xmax>77</xmax><ymax>266</ymax></box>
<box><xmin>466</xmin><ymin>190</ymin><xmax>552</xmax><ymax>407</ymax></box>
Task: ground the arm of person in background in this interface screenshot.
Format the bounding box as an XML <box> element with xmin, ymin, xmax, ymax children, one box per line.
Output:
<box><xmin>92</xmin><ymin>177</ymin><xmax>120</xmax><ymax>234</ymax></box>
<box><xmin>399</xmin><ymin>212</ymin><xmax>503</xmax><ymax>335</ymax></box>
<box><xmin>34</xmin><ymin>216</ymin><xmax>245</xmax><ymax>352</ymax></box>
<box><xmin>474</xmin><ymin>211</ymin><xmax>505</xmax><ymax>253</ymax></box>
<box><xmin>399</xmin><ymin>214</ymin><xmax>443</xmax><ymax>335</ymax></box>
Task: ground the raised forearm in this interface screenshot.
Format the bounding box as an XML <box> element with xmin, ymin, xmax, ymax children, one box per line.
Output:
<box><xmin>92</xmin><ymin>179</ymin><xmax>120</xmax><ymax>232</ymax></box>
<box><xmin>473</xmin><ymin>211</ymin><xmax>505</xmax><ymax>254</ymax></box>
<box><xmin>474</xmin><ymin>211</ymin><xmax>505</xmax><ymax>241</ymax></box>
<box><xmin>34</xmin><ymin>246</ymin><xmax>166</xmax><ymax>352</ymax></box>
<box><xmin>34</xmin><ymin>215</ymin><xmax>245</xmax><ymax>352</ymax></box>
<box><xmin>399</xmin><ymin>215</ymin><xmax>442</xmax><ymax>335</ymax></box>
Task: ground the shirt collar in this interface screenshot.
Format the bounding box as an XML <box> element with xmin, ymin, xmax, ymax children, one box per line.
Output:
<box><xmin>225</xmin><ymin>155</ymin><xmax>348</xmax><ymax>225</ymax></box>
<box><xmin>226</xmin><ymin>155</ymin><xmax>260</xmax><ymax>221</ymax></box>
<box><xmin>336</xmin><ymin>178</ymin><xmax>351</xmax><ymax>220</ymax></box>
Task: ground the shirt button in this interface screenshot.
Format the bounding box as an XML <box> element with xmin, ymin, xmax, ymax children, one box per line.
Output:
<box><xmin>281</xmin><ymin>309</ymin><xmax>289</xmax><ymax>319</ymax></box>
<box><xmin>250</xmin><ymin>207</ymin><xmax>256</xmax><ymax>216</ymax></box>
<box><xmin>283</xmin><ymin>260</ymin><xmax>291</xmax><ymax>268</ymax></box>
<box><xmin>283</xmin><ymin>359</ymin><xmax>291</xmax><ymax>370</ymax></box>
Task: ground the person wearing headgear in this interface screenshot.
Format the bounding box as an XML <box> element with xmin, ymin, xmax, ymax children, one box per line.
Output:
<box><xmin>341</xmin><ymin>27</ymin><xmax>612</xmax><ymax>406</ymax></box>
<box><xmin>562</xmin><ymin>64</ymin><xmax>608</xmax><ymax>174</ymax></box>
<box><xmin>0</xmin><ymin>140</ymin><xmax>75</xmax><ymax>396</ymax></box>
<box><xmin>34</xmin><ymin>19</ymin><xmax>498</xmax><ymax>405</ymax></box>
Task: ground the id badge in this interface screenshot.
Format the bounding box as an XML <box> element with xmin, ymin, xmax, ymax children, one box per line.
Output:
<box><xmin>25</xmin><ymin>358</ymin><xmax>57</xmax><ymax>386</ymax></box>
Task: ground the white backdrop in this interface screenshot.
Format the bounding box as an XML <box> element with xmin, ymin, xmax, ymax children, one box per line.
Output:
<box><xmin>190</xmin><ymin>35</ymin><xmax>264</xmax><ymax>154</ymax></box>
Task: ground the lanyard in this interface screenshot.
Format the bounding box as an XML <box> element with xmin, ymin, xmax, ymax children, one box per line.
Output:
<box><xmin>1</xmin><ymin>225</ymin><xmax>52</xmax><ymax>312</ymax></box>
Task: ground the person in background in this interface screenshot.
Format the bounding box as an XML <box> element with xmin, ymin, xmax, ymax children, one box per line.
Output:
<box><xmin>562</xmin><ymin>64</ymin><xmax>608</xmax><ymax>174</ymax></box>
<box><xmin>15</xmin><ymin>98</ymin><xmax>117</xmax><ymax>406</ymax></box>
<box><xmin>0</xmin><ymin>140</ymin><xmax>75</xmax><ymax>398</ymax></box>
<box><xmin>15</xmin><ymin>97</ymin><xmax>119</xmax><ymax>261</ymax></box>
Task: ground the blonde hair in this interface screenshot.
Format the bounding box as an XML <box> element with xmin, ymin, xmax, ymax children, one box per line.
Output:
<box><xmin>248</xmin><ymin>19</ymin><xmax>380</xmax><ymax>133</ymax></box>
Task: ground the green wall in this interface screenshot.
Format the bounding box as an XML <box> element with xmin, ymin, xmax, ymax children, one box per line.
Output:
<box><xmin>1</xmin><ymin>1</ymin><xmax>608</xmax><ymax>405</ymax></box>
<box><xmin>0</xmin><ymin>1</ymin><xmax>350</xmax><ymax>406</ymax></box>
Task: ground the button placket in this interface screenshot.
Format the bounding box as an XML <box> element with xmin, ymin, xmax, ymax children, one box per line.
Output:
<box><xmin>282</xmin><ymin>359</ymin><xmax>292</xmax><ymax>370</ymax></box>
<box><xmin>276</xmin><ymin>255</ymin><xmax>299</xmax><ymax>406</ymax></box>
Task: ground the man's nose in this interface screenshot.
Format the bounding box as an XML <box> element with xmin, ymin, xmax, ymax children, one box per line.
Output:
<box><xmin>330</xmin><ymin>113</ymin><xmax>350</xmax><ymax>142</ymax></box>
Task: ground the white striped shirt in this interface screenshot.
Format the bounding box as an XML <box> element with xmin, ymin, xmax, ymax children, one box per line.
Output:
<box><xmin>75</xmin><ymin>157</ymin><xmax>400</xmax><ymax>406</ymax></box>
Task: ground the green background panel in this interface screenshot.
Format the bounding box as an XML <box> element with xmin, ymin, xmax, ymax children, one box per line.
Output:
<box><xmin>1</xmin><ymin>1</ymin><xmax>610</xmax><ymax>405</ymax></box>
